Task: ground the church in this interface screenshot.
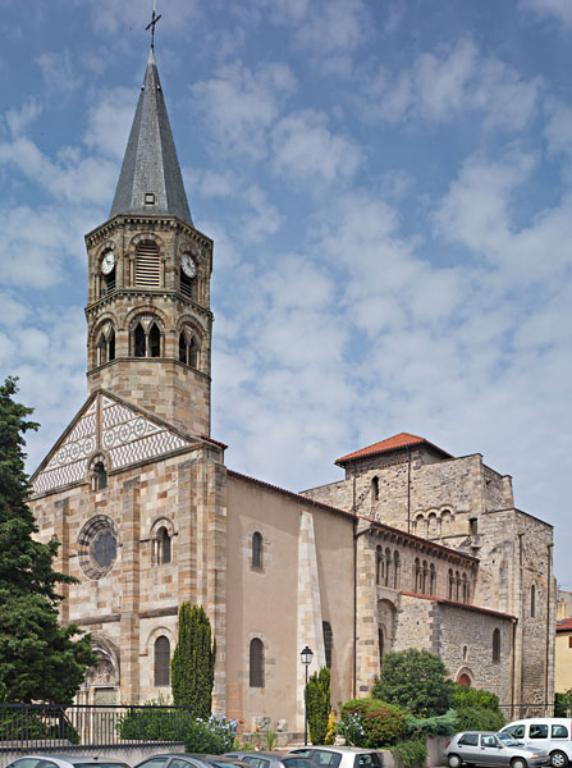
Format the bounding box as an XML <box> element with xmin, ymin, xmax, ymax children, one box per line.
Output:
<box><xmin>29</xmin><ymin>44</ymin><xmax>555</xmax><ymax>735</ymax></box>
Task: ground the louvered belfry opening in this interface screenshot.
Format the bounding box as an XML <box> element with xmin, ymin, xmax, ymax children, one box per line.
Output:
<box><xmin>135</xmin><ymin>240</ymin><xmax>161</xmax><ymax>287</ymax></box>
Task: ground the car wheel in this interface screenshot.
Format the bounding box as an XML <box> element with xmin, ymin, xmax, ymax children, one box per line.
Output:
<box><xmin>448</xmin><ymin>755</ymin><xmax>462</xmax><ymax>768</ymax></box>
<box><xmin>551</xmin><ymin>752</ymin><xmax>569</xmax><ymax>768</ymax></box>
<box><xmin>511</xmin><ymin>758</ymin><xmax>527</xmax><ymax>768</ymax></box>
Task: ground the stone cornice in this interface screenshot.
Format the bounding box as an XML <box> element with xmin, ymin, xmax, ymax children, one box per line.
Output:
<box><xmin>85</xmin><ymin>213</ymin><xmax>212</xmax><ymax>249</ymax></box>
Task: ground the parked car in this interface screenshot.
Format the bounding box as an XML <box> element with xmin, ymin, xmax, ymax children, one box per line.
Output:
<box><xmin>136</xmin><ymin>756</ymin><xmax>250</xmax><ymax>768</ymax></box>
<box><xmin>445</xmin><ymin>731</ymin><xmax>549</xmax><ymax>768</ymax></box>
<box><xmin>288</xmin><ymin>746</ymin><xmax>383</xmax><ymax>768</ymax></box>
<box><xmin>499</xmin><ymin>720</ymin><xmax>572</xmax><ymax>768</ymax></box>
<box><xmin>224</xmin><ymin>753</ymin><xmax>314</xmax><ymax>768</ymax></box>
<box><xmin>4</xmin><ymin>757</ymin><xmax>131</xmax><ymax>768</ymax></box>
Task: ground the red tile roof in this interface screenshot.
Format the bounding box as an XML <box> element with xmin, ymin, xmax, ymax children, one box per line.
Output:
<box><xmin>401</xmin><ymin>591</ymin><xmax>516</xmax><ymax>621</ymax></box>
<box><xmin>335</xmin><ymin>432</ymin><xmax>451</xmax><ymax>465</ymax></box>
<box><xmin>557</xmin><ymin>619</ymin><xmax>572</xmax><ymax>632</ymax></box>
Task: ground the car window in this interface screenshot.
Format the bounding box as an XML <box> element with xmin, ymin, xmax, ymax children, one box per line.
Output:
<box><xmin>354</xmin><ymin>755</ymin><xmax>382</xmax><ymax>768</ymax></box>
<box><xmin>36</xmin><ymin>762</ymin><xmax>59</xmax><ymax>768</ymax></box>
<box><xmin>305</xmin><ymin>752</ymin><xmax>342</xmax><ymax>768</ymax></box>
<box><xmin>458</xmin><ymin>733</ymin><xmax>479</xmax><ymax>747</ymax></box>
<box><xmin>137</xmin><ymin>759</ymin><xmax>171</xmax><ymax>768</ymax></box>
<box><xmin>169</xmin><ymin>760</ymin><xmax>196</xmax><ymax>768</ymax></box>
<box><xmin>530</xmin><ymin>724</ymin><xmax>549</xmax><ymax>739</ymax></box>
<box><xmin>74</xmin><ymin>764</ymin><xmax>131</xmax><ymax>768</ymax></box>
<box><xmin>481</xmin><ymin>735</ymin><xmax>499</xmax><ymax>748</ymax></box>
<box><xmin>502</xmin><ymin>725</ymin><xmax>525</xmax><ymax>740</ymax></box>
<box><xmin>552</xmin><ymin>725</ymin><xmax>569</xmax><ymax>739</ymax></box>
<box><xmin>10</xmin><ymin>760</ymin><xmax>41</xmax><ymax>768</ymax></box>
<box><xmin>243</xmin><ymin>758</ymin><xmax>270</xmax><ymax>768</ymax></box>
<box><xmin>284</xmin><ymin>759</ymin><xmax>313</xmax><ymax>768</ymax></box>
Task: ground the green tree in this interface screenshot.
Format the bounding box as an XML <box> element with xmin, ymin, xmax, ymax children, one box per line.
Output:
<box><xmin>306</xmin><ymin>666</ymin><xmax>331</xmax><ymax>745</ymax></box>
<box><xmin>0</xmin><ymin>377</ymin><xmax>95</xmax><ymax>704</ymax></box>
<box><xmin>372</xmin><ymin>649</ymin><xmax>453</xmax><ymax>717</ymax></box>
<box><xmin>171</xmin><ymin>602</ymin><xmax>216</xmax><ymax>717</ymax></box>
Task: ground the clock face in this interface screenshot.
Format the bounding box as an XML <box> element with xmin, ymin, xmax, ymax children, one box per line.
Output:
<box><xmin>101</xmin><ymin>249</ymin><xmax>116</xmax><ymax>275</ymax></box>
<box><xmin>181</xmin><ymin>252</ymin><xmax>197</xmax><ymax>279</ymax></box>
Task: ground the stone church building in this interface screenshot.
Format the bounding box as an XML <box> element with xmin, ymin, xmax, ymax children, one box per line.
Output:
<box><xmin>30</xmin><ymin>48</ymin><xmax>555</xmax><ymax>732</ymax></box>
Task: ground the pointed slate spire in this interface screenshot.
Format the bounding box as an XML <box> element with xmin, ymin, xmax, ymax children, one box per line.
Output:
<box><xmin>110</xmin><ymin>48</ymin><xmax>193</xmax><ymax>225</ymax></box>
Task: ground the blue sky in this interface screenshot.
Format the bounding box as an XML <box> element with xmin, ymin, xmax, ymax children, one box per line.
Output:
<box><xmin>1</xmin><ymin>0</ymin><xmax>571</xmax><ymax>582</ymax></box>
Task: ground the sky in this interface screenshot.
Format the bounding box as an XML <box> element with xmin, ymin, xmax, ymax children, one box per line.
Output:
<box><xmin>0</xmin><ymin>0</ymin><xmax>571</xmax><ymax>582</ymax></box>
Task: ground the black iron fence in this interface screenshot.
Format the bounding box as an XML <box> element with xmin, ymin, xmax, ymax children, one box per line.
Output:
<box><xmin>0</xmin><ymin>703</ymin><xmax>192</xmax><ymax>751</ymax></box>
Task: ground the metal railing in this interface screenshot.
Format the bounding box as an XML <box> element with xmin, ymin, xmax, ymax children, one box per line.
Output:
<box><xmin>498</xmin><ymin>704</ymin><xmax>555</xmax><ymax>719</ymax></box>
<box><xmin>0</xmin><ymin>703</ymin><xmax>192</xmax><ymax>751</ymax></box>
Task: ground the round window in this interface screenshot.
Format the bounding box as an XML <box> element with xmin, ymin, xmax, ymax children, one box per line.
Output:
<box><xmin>78</xmin><ymin>515</ymin><xmax>118</xmax><ymax>579</ymax></box>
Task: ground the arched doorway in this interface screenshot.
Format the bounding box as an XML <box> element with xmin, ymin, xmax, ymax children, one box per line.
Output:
<box><xmin>377</xmin><ymin>599</ymin><xmax>397</xmax><ymax>671</ymax></box>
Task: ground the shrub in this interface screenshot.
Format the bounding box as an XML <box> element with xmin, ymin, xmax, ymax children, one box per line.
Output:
<box><xmin>392</xmin><ymin>739</ymin><xmax>427</xmax><ymax>768</ymax></box>
<box><xmin>324</xmin><ymin>711</ymin><xmax>337</xmax><ymax>745</ymax></box>
<box><xmin>339</xmin><ymin>699</ymin><xmax>406</xmax><ymax>748</ymax></box>
<box><xmin>306</xmin><ymin>667</ymin><xmax>331</xmax><ymax>745</ymax></box>
<box><xmin>555</xmin><ymin>692</ymin><xmax>572</xmax><ymax>717</ymax></box>
<box><xmin>372</xmin><ymin>649</ymin><xmax>453</xmax><ymax>717</ymax></box>
<box><xmin>405</xmin><ymin>709</ymin><xmax>458</xmax><ymax>738</ymax></box>
<box><xmin>454</xmin><ymin>706</ymin><xmax>504</xmax><ymax>732</ymax></box>
<box><xmin>452</xmin><ymin>684</ymin><xmax>499</xmax><ymax>710</ymax></box>
<box><xmin>117</xmin><ymin>702</ymin><xmax>193</xmax><ymax>741</ymax></box>
<box><xmin>184</xmin><ymin>716</ymin><xmax>237</xmax><ymax>754</ymax></box>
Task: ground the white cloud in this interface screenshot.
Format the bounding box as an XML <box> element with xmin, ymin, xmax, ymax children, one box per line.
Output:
<box><xmin>364</xmin><ymin>39</ymin><xmax>540</xmax><ymax>130</ymax></box>
<box><xmin>88</xmin><ymin>0</ymin><xmax>199</xmax><ymax>35</ymax></box>
<box><xmin>5</xmin><ymin>99</ymin><xmax>42</xmax><ymax>138</ymax></box>
<box><xmin>191</xmin><ymin>62</ymin><xmax>297</xmax><ymax>159</ymax></box>
<box><xmin>296</xmin><ymin>0</ymin><xmax>367</xmax><ymax>55</ymax></box>
<box><xmin>272</xmin><ymin>109</ymin><xmax>361</xmax><ymax>184</ymax></box>
<box><xmin>36</xmin><ymin>50</ymin><xmax>82</xmax><ymax>94</ymax></box>
<box><xmin>84</xmin><ymin>87</ymin><xmax>136</xmax><ymax>161</ymax></box>
<box><xmin>544</xmin><ymin>97</ymin><xmax>572</xmax><ymax>157</ymax></box>
<box><xmin>520</xmin><ymin>0</ymin><xmax>572</xmax><ymax>28</ymax></box>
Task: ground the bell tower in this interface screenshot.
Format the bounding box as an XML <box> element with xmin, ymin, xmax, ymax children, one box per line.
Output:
<box><xmin>85</xmin><ymin>48</ymin><xmax>213</xmax><ymax>438</ymax></box>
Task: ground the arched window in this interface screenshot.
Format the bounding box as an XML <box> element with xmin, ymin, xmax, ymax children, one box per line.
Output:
<box><xmin>178</xmin><ymin>327</ymin><xmax>200</xmax><ymax>368</ymax></box>
<box><xmin>393</xmin><ymin>551</ymin><xmax>400</xmax><ymax>589</ymax></box>
<box><xmin>108</xmin><ymin>328</ymin><xmax>115</xmax><ymax>361</ymax></box>
<box><xmin>384</xmin><ymin>548</ymin><xmax>391</xmax><ymax>587</ymax></box>
<box><xmin>377</xmin><ymin>546</ymin><xmax>385</xmax><ymax>586</ymax></box>
<box><xmin>448</xmin><ymin>569</ymin><xmax>454</xmax><ymax>600</ymax></box>
<box><xmin>134</xmin><ymin>322</ymin><xmax>146</xmax><ymax>357</ymax></box>
<box><xmin>455</xmin><ymin>570</ymin><xmax>461</xmax><ymax>601</ymax></box>
<box><xmin>492</xmin><ymin>628</ymin><xmax>501</xmax><ymax>663</ymax></box>
<box><xmin>462</xmin><ymin>574</ymin><xmax>469</xmax><ymax>603</ymax></box>
<box><xmin>429</xmin><ymin>563</ymin><xmax>436</xmax><ymax>596</ymax></box>
<box><xmin>414</xmin><ymin>558</ymin><xmax>421</xmax><ymax>593</ymax></box>
<box><xmin>96</xmin><ymin>325</ymin><xmax>115</xmax><ymax>365</ymax></box>
<box><xmin>249</xmin><ymin>638</ymin><xmax>264</xmax><ymax>688</ymax></box>
<box><xmin>531</xmin><ymin>584</ymin><xmax>536</xmax><ymax>617</ymax></box>
<box><xmin>378</xmin><ymin>627</ymin><xmax>384</xmax><ymax>667</ymax></box>
<box><xmin>94</xmin><ymin>461</ymin><xmax>107</xmax><ymax>491</ymax></box>
<box><xmin>148</xmin><ymin>322</ymin><xmax>161</xmax><ymax>357</ymax></box>
<box><xmin>414</xmin><ymin>514</ymin><xmax>424</xmax><ymax>533</ymax></box>
<box><xmin>252</xmin><ymin>531</ymin><xmax>263</xmax><ymax>570</ymax></box>
<box><xmin>135</xmin><ymin>240</ymin><xmax>161</xmax><ymax>287</ymax></box>
<box><xmin>421</xmin><ymin>560</ymin><xmax>428</xmax><ymax>594</ymax></box>
<box><xmin>372</xmin><ymin>476</ymin><xmax>380</xmax><ymax>501</ymax></box>
<box><xmin>154</xmin><ymin>636</ymin><xmax>170</xmax><ymax>686</ymax></box>
<box><xmin>322</xmin><ymin>621</ymin><xmax>333</xmax><ymax>669</ymax></box>
<box><xmin>156</xmin><ymin>526</ymin><xmax>171</xmax><ymax>565</ymax></box>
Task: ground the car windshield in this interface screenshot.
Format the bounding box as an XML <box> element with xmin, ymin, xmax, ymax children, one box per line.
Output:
<box><xmin>74</xmin><ymin>764</ymin><xmax>131</xmax><ymax>768</ymax></box>
<box><xmin>498</xmin><ymin>733</ymin><xmax>523</xmax><ymax>746</ymax></box>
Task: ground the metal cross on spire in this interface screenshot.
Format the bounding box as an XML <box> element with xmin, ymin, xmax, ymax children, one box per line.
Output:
<box><xmin>145</xmin><ymin>0</ymin><xmax>162</xmax><ymax>49</ymax></box>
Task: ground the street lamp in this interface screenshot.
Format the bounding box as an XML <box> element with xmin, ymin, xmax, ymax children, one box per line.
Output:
<box><xmin>300</xmin><ymin>645</ymin><xmax>314</xmax><ymax>746</ymax></box>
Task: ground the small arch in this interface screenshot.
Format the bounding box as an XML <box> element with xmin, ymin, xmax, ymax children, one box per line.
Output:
<box><xmin>429</xmin><ymin>563</ymin><xmax>436</xmax><ymax>595</ymax></box>
<box><xmin>252</xmin><ymin>531</ymin><xmax>263</xmax><ymax>570</ymax></box>
<box><xmin>457</xmin><ymin>672</ymin><xmax>472</xmax><ymax>687</ymax></box>
<box><xmin>441</xmin><ymin>509</ymin><xmax>453</xmax><ymax>533</ymax></box>
<box><xmin>531</xmin><ymin>584</ymin><xmax>536</xmax><ymax>618</ymax></box>
<box><xmin>93</xmin><ymin>461</ymin><xmax>107</xmax><ymax>491</ymax></box>
<box><xmin>131</xmin><ymin>315</ymin><xmax>164</xmax><ymax>358</ymax></box>
<box><xmin>95</xmin><ymin>323</ymin><xmax>116</xmax><ymax>366</ymax></box>
<box><xmin>376</xmin><ymin>545</ymin><xmax>384</xmax><ymax>586</ymax></box>
<box><xmin>148</xmin><ymin>322</ymin><xmax>161</xmax><ymax>357</ymax></box>
<box><xmin>371</xmin><ymin>476</ymin><xmax>380</xmax><ymax>501</ymax></box>
<box><xmin>178</xmin><ymin>326</ymin><xmax>200</xmax><ymax>369</ymax></box>
<box><xmin>384</xmin><ymin>547</ymin><xmax>391</xmax><ymax>587</ymax></box>
<box><xmin>249</xmin><ymin>638</ymin><xmax>264</xmax><ymax>688</ymax></box>
<box><xmin>427</xmin><ymin>512</ymin><xmax>438</xmax><ymax>535</ymax></box>
<box><xmin>134</xmin><ymin>322</ymin><xmax>146</xmax><ymax>357</ymax></box>
<box><xmin>448</xmin><ymin>569</ymin><xmax>454</xmax><ymax>600</ymax></box>
<box><xmin>154</xmin><ymin>636</ymin><xmax>170</xmax><ymax>687</ymax></box>
<box><xmin>322</xmin><ymin>621</ymin><xmax>333</xmax><ymax>669</ymax></box>
<box><xmin>492</xmin><ymin>628</ymin><xmax>501</xmax><ymax>663</ymax></box>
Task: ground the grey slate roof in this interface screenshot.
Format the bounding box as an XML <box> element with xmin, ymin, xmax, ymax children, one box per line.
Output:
<box><xmin>110</xmin><ymin>47</ymin><xmax>193</xmax><ymax>225</ymax></box>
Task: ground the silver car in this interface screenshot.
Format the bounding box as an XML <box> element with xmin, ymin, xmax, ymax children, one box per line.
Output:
<box><xmin>446</xmin><ymin>731</ymin><xmax>550</xmax><ymax>768</ymax></box>
<box><xmin>4</xmin><ymin>756</ymin><xmax>131</xmax><ymax>768</ymax></box>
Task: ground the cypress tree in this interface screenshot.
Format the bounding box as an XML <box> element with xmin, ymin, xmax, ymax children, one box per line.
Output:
<box><xmin>0</xmin><ymin>377</ymin><xmax>96</xmax><ymax>704</ymax></box>
<box><xmin>171</xmin><ymin>602</ymin><xmax>216</xmax><ymax>717</ymax></box>
<box><xmin>306</xmin><ymin>666</ymin><xmax>331</xmax><ymax>745</ymax></box>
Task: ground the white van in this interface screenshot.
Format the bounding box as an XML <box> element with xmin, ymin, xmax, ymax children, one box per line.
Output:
<box><xmin>499</xmin><ymin>719</ymin><xmax>572</xmax><ymax>768</ymax></box>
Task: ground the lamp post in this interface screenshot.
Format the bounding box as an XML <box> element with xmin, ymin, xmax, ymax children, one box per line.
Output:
<box><xmin>300</xmin><ymin>645</ymin><xmax>314</xmax><ymax>746</ymax></box>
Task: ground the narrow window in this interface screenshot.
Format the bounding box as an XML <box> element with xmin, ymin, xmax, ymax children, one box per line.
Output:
<box><xmin>469</xmin><ymin>517</ymin><xmax>478</xmax><ymax>536</ymax></box>
<box><xmin>148</xmin><ymin>323</ymin><xmax>161</xmax><ymax>357</ymax></box>
<box><xmin>103</xmin><ymin>270</ymin><xmax>116</xmax><ymax>295</ymax></box>
<box><xmin>414</xmin><ymin>558</ymin><xmax>421</xmax><ymax>592</ymax></box>
<box><xmin>108</xmin><ymin>329</ymin><xmax>115</xmax><ymax>361</ymax></box>
<box><xmin>180</xmin><ymin>268</ymin><xmax>195</xmax><ymax>299</ymax></box>
<box><xmin>429</xmin><ymin>563</ymin><xmax>436</xmax><ymax>596</ymax></box>
<box><xmin>393</xmin><ymin>551</ymin><xmax>400</xmax><ymax>589</ymax></box>
<box><xmin>179</xmin><ymin>332</ymin><xmax>186</xmax><ymax>363</ymax></box>
<box><xmin>154</xmin><ymin>636</ymin><xmax>170</xmax><ymax>686</ymax></box>
<box><xmin>455</xmin><ymin>570</ymin><xmax>461</xmax><ymax>601</ymax></box>
<box><xmin>378</xmin><ymin>627</ymin><xmax>384</xmax><ymax>667</ymax></box>
<box><xmin>376</xmin><ymin>546</ymin><xmax>382</xmax><ymax>585</ymax></box>
<box><xmin>384</xmin><ymin>548</ymin><xmax>391</xmax><ymax>587</ymax></box>
<box><xmin>531</xmin><ymin>584</ymin><xmax>536</xmax><ymax>618</ymax></box>
<box><xmin>462</xmin><ymin>574</ymin><xmax>469</xmax><ymax>603</ymax></box>
<box><xmin>568</xmin><ymin>636</ymin><xmax>572</xmax><ymax>649</ymax></box>
<box><xmin>96</xmin><ymin>334</ymin><xmax>107</xmax><ymax>366</ymax></box>
<box><xmin>189</xmin><ymin>336</ymin><xmax>198</xmax><ymax>368</ymax></box>
<box><xmin>421</xmin><ymin>560</ymin><xmax>428</xmax><ymax>594</ymax></box>
<box><xmin>134</xmin><ymin>323</ymin><xmax>146</xmax><ymax>357</ymax></box>
<box><xmin>156</xmin><ymin>526</ymin><xmax>171</xmax><ymax>565</ymax></box>
<box><xmin>94</xmin><ymin>461</ymin><xmax>107</xmax><ymax>491</ymax></box>
<box><xmin>249</xmin><ymin>638</ymin><xmax>264</xmax><ymax>687</ymax></box>
<box><xmin>371</xmin><ymin>476</ymin><xmax>380</xmax><ymax>501</ymax></box>
<box><xmin>492</xmin><ymin>628</ymin><xmax>501</xmax><ymax>663</ymax></box>
<box><xmin>252</xmin><ymin>531</ymin><xmax>263</xmax><ymax>570</ymax></box>
<box><xmin>448</xmin><ymin>569</ymin><xmax>454</xmax><ymax>600</ymax></box>
<box><xmin>322</xmin><ymin>621</ymin><xmax>333</xmax><ymax>669</ymax></box>
<box><xmin>135</xmin><ymin>240</ymin><xmax>160</xmax><ymax>287</ymax></box>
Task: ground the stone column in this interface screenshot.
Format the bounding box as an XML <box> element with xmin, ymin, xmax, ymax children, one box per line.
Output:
<box><xmin>119</xmin><ymin>477</ymin><xmax>141</xmax><ymax>704</ymax></box>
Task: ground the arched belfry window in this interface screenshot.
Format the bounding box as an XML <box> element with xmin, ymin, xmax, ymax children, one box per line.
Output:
<box><xmin>154</xmin><ymin>636</ymin><xmax>170</xmax><ymax>686</ymax></box>
<box><xmin>492</xmin><ymin>628</ymin><xmax>501</xmax><ymax>663</ymax></box>
<box><xmin>132</xmin><ymin>317</ymin><xmax>163</xmax><ymax>358</ymax></box>
<box><xmin>249</xmin><ymin>638</ymin><xmax>264</xmax><ymax>688</ymax></box>
<box><xmin>178</xmin><ymin>327</ymin><xmax>199</xmax><ymax>368</ymax></box>
<box><xmin>135</xmin><ymin>240</ymin><xmax>161</xmax><ymax>287</ymax></box>
<box><xmin>94</xmin><ymin>461</ymin><xmax>107</xmax><ymax>491</ymax></box>
<box><xmin>155</xmin><ymin>526</ymin><xmax>172</xmax><ymax>565</ymax></box>
<box><xmin>252</xmin><ymin>531</ymin><xmax>263</xmax><ymax>570</ymax></box>
<box><xmin>96</xmin><ymin>324</ymin><xmax>116</xmax><ymax>366</ymax></box>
